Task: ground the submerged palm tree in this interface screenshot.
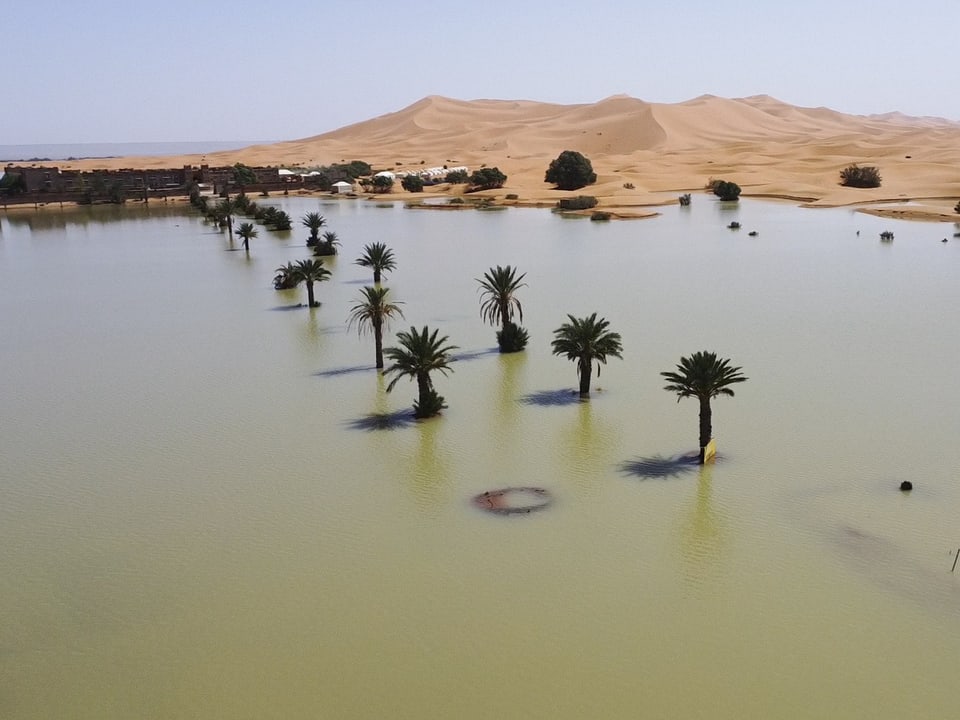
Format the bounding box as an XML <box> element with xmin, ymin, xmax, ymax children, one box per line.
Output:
<box><xmin>214</xmin><ymin>198</ymin><xmax>237</xmax><ymax>242</ymax></box>
<box><xmin>355</xmin><ymin>242</ymin><xmax>396</xmax><ymax>283</ymax></box>
<box><xmin>661</xmin><ymin>350</ymin><xmax>747</xmax><ymax>456</ymax></box>
<box><xmin>292</xmin><ymin>258</ymin><xmax>331</xmax><ymax>307</ymax></box>
<box><xmin>236</xmin><ymin>222</ymin><xmax>258</xmax><ymax>252</ymax></box>
<box><xmin>477</xmin><ymin>264</ymin><xmax>528</xmax><ymax>352</ymax></box>
<box><xmin>383</xmin><ymin>326</ymin><xmax>458</xmax><ymax>418</ymax></box>
<box><xmin>302</xmin><ymin>212</ymin><xmax>327</xmax><ymax>246</ymax></box>
<box><xmin>347</xmin><ymin>286</ymin><xmax>405</xmax><ymax>369</ymax></box>
<box><xmin>314</xmin><ymin>231</ymin><xmax>341</xmax><ymax>257</ymax></box>
<box><xmin>273</xmin><ymin>261</ymin><xmax>299</xmax><ymax>290</ymax></box>
<box><xmin>550</xmin><ymin>313</ymin><xmax>623</xmax><ymax>398</ymax></box>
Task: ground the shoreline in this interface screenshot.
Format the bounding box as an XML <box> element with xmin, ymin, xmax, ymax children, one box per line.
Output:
<box><xmin>4</xmin><ymin>185</ymin><xmax>957</xmax><ymax>224</ymax></box>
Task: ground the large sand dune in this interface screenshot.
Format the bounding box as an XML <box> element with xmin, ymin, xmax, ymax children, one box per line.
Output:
<box><xmin>54</xmin><ymin>94</ymin><xmax>960</xmax><ymax>218</ymax></box>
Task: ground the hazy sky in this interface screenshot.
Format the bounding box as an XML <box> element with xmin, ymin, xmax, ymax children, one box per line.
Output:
<box><xmin>5</xmin><ymin>0</ymin><xmax>958</xmax><ymax>144</ymax></box>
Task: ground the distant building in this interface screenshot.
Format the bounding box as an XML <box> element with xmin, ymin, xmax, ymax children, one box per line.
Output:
<box><xmin>332</xmin><ymin>181</ymin><xmax>353</xmax><ymax>194</ymax></box>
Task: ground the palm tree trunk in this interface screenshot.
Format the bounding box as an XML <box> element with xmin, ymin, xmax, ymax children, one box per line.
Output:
<box><xmin>416</xmin><ymin>372</ymin><xmax>431</xmax><ymax>412</ymax></box>
<box><xmin>227</xmin><ymin>215</ymin><xmax>234</xmax><ymax>243</ymax></box>
<box><xmin>578</xmin><ymin>356</ymin><xmax>592</xmax><ymax>397</ymax></box>
<box><xmin>374</xmin><ymin>321</ymin><xmax>384</xmax><ymax>370</ymax></box>
<box><xmin>306</xmin><ymin>281</ymin><xmax>316</xmax><ymax>307</ymax></box>
<box><xmin>373</xmin><ymin>269</ymin><xmax>382</xmax><ymax>284</ymax></box>
<box><xmin>698</xmin><ymin>396</ymin><xmax>712</xmax><ymax>450</ymax></box>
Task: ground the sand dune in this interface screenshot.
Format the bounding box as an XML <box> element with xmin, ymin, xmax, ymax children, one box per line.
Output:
<box><xmin>51</xmin><ymin>94</ymin><xmax>960</xmax><ymax>217</ymax></box>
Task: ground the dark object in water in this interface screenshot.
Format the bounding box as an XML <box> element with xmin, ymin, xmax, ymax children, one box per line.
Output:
<box><xmin>899</xmin><ymin>481</ymin><xmax>913</xmax><ymax>492</ymax></box>
<box><xmin>748</xmin><ymin>230</ymin><xmax>758</xmax><ymax>237</ymax></box>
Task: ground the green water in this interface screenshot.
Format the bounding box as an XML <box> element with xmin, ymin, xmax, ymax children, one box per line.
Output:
<box><xmin>1</xmin><ymin>198</ymin><xmax>958</xmax><ymax>719</ymax></box>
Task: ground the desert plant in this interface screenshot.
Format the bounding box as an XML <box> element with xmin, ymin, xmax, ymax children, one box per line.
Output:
<box><xmin>347</xmin><ymin>286</ymin><xmax>405</xmax><ymax>369</ymax></box>
<box><xmin>235</xmin><ymin>222</ymin><xmax>258</xmax><ymax>251</ymax></box>
<box><xmin>954</xmin><ymin>200</ymin><xmax>960</xmax><ymax>214</ymax></box>
<box><xmin>728</xmin><ymin>221</ymin><xmax>741</xmax><ymax>230</ymax></box>
<box><xmin>678</xmin><ymin>193</ymin><xmax>691</xmax><ymax>206</ymax></box>
<box><xmin>558</xmin><ymin>196</ymin><xmax>598</xmax><ymax>210</ymax></box>
<box><xmin>384</xmin><ymin>326</ymin><xmax>458</xmax><ymax>419</ymax></box>
<box><xmin>590</xmin><ymin>212</ymin><xmax>612</xmax><ymax>221</ymax></box>
<box><xmin>505</xmin><ymin>193</ymin><xmax>519</xmax><ymax>200</ymax></box>
<box><xmin>301</xmin><ymin>212</ymin><xmax>327</xmax><ymax>246</ymax></box>
<box><xmin>713</xmin><ymin>181</ymin><xmax>741</xmax><ymax>201</ymax></box>
<box><xmin>370</xmin><ymin>175</ymin><xmax>394</xmax><ymax>192</ymax></box>
<box><xmin>477</xmin><ymin>265</ymin><xmax>528</xmax><ymax>353</ymax></box>
<box><xmin>268</xmin><ymin>210</ymin><xmax>292</xmax><ymax>231</ymax></box>
<box><xmin>840</xmin><ymin>164</ymin><xmax>881</xmax><ymax>188</ymax></box>
<box><xmin>292</xmin><ymin>258</ymin><xmax>331</xmax><ymax>307</ymax></box>
<box><xmin>545</xmin><ymin>150</ymin><xmax>597</xmax><ymax>190</ymax></box>
<box><xmin>550</xmin><ymin>313</ymin><xmax>623</xmax><ymax>398</ymax></box>
<box><xmin>880</xmin><ymin>230</ymin><xmax>894</xmax><ymax>241</ymax></box>
<box><xmin>355</xmin><ymin>242</ymin><xmax>396</xmax><ymax>283</ymax></box>
<box><xmin>623</xmin><ymin>182</ymin><xmax>635</xmax><ymax>190</ymax></box>
<box><xmin>468</xmin><ymin>167</ymin><xmax>507</xmax><ymax>191</ymax></box>
<box><xmin>497</xmin><ymin>321</ymin><xmax>529</xmax><ymax>354</ymax></box>
<box><xmin>273</xmin><ymin>262</ymin><xmax>300</xmax><ymax>290</ymax></box>
<box><xmin>313</xmin><ymin>231</ymin><xmax>341</xmax><ymax>257</ymax></box>
<box><xmin>401</xmin><ymin>174</ymin><xmax>425</xmax><ymax>192</ymax></box>
<box><xmin>445</xmin><ymin>169</ymin><xmax>469</xmax><ymax>183</ymax></box>
<box><xmin>662</xmin><ymin>351</ymin><xmax>747</xmax><ymax>457</ymax></box>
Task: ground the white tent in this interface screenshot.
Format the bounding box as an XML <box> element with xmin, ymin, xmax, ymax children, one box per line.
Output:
<box><xmin>332</xmin><ymin>181</ymin><xmax>353</xmax><ymax>194</ymax></box>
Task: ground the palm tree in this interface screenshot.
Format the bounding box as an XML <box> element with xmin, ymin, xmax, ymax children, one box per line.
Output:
<box><xmin>550</xmin><ymin>313</ymin><xmax>623</xmax><ymax>398</ymax></box>
<box><xmin>384</xmin><ymin>326</ymin><xmax>458</xmax><ymax>419</ymax></box>
<box><xmin>314</xmin><ymin>231</ymin><xmax>341</xmax><ymax>257</ymax></box>
<box><xmin>302</xmin><ymin>212</ymin><xmax>326</xmax><ymax>246</ymax></box>
<box><xmin>214</xmin><ymin>198</ymin><xmax>237</xmax><ymax>242</ymax></box>
<box><xmin>355</xmin><ymin>242</ymin><xmax>396</xmax><ymax>283</ymax></box>
<box><xmin>236</xmin><ymin>222</ymin><xmax>258</xmax><ymax>252</ymax></box>
<box><xmin>477</xmin><ymin>264</ymin><xmax>528</xmax><ymax>352</ymax></box>
<box><xmin>661</xmin><ymin>350</ymin><xmax>747</xmax><ymax>458</ymax></box>
<box><xmin>292</xmin><ymin>258</ymin><xmax>331</xmax><ymax>307</ymax></box>
<box><xmin>273</xmin><ymin>262</ymin><xmax>299</xmax><ymax>290</ymax></box>
<box><xmin>347</xmin><ymin>286</ymin><xmax>405</xmax><ymax>370</ymax></box>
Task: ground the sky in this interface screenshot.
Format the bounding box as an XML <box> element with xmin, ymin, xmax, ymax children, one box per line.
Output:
<box><xmin>4</xmin><ymin>0</ymin><xmax>959</xmax><ymax>144</ymax></box>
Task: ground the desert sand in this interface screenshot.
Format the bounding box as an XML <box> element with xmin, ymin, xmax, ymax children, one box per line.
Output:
<box><xmin>49</xmin><ymin>94</ymin><xmax>960</xmax><ymax>220</ymax></box>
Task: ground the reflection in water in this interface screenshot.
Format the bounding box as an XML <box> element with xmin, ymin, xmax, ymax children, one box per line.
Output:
<box><xmin>562</xmin><ymin>399</ymin><xmax>619</xmax><ymax>494</ymax></box>
<box><xmin>679</xmin><ymin>464</ymin><xmax>729</xmax><ymax>583</ymax></box>
<box><xmin>401</xmin><ymin>416</ymin><xmax>450</xmax><ymax>512</ymax></box>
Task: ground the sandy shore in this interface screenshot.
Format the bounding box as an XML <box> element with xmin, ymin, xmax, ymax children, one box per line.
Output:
<box><xmin>15</xmin><ymin>94</ymin><xmax>960</xmax><ymax>221</ymax></box>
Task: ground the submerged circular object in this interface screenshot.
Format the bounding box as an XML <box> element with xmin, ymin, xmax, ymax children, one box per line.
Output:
<box><xmin>472</xmin><ymin>486</ymin><xmax>553</xmax><ymax>515</ymax></box>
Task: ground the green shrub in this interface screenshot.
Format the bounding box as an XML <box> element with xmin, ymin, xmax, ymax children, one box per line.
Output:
<box><xmin>468</xmin><ymin>167</ymin><xmax>507</xmax><ymax>190</ymax></box>
<box><xmin>558</xmin><ymin>196</ymin><xmax>598</xmax><ymax>210</ymax></box>
<box><xmin>496</xmin><ymin>321</ymin><xmax>529</xmax><ymax>353</ymax></box>
<box><xmin>678</xmin><ymin>193</ymin><xmax>691</xmax><ymax>206</ymax></box>
<box><xmin>401</xmin><ymin>175</ymin><xmax>424</xmax><ymax>192</ymax></box>
<box><xmin>449</xmin><ymin>197</ymin><xmax>465</xmax><ymax>205</ymax></box>
<box><xmin>840</xmin><ymin>164</ymin><xmax>881</xmax><ymax>188</ymax></box>
<box><xmin>413</xmin><ymin>389</ymin><xmax>446</xmax><ymax>419</ymax></box>
<box><xmin>545</xmin><ymin>150</ymin><xmax>597</xmax><ymax>190</ymax></box>
<box><xmin>954</xmin><ymin>200</ymin><xmax>960</xmax><ymax>214</ymax></box>
<box><xmin>713</xmin><ymin>181</ymin><xmax>741</xmax><ymax>201</ymax></box>
<box><xmin>370</xmin><ymin>175</ymin><xmax>394</xmax><ymax>192</ymax></box>
<box><xmin>445</xmin><ymin>170</ymin><xmax>469</xmax><ymax>183</ymax></box>
<box><xmin>590</xmin><ymin>211</ymin><xmax>612</xmax><ymax>221</ymax></box>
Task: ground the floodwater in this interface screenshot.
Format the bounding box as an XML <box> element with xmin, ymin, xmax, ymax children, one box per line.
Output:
<box><xmin>1</xmin><ymin>196</ymin><xmax>958</xmax><ymax>719</ymax></box>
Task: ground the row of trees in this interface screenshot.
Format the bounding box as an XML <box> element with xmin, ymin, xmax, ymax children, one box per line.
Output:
<box><xmin>251</xmin><ymin>212</ymin><xmax>747</xmax><ymax>451</ymax></box>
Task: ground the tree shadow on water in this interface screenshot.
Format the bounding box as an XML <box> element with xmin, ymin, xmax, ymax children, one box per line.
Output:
<box><xmin>315</xmin><ymin>364</ymin><xmax>376</xmax><ymax>378</ymax></box>
<box><xmin>451</xmin><ymin>347</ymin><xmax>499</xmax><ymax>362</ymax></box>
<box><xmin>620</xmin><ymin>453</ymin><xmax>702</xmax><ymax>480</ymax></box>
<box><xmin>520</xmin><ymin>389</ymin><xmax>584</xmax><ymax>407</ymax></box>
<box><xmin>345</xmin><ymin>409</ymin><xmax>416</xmax><ymax>431</ymax></box>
